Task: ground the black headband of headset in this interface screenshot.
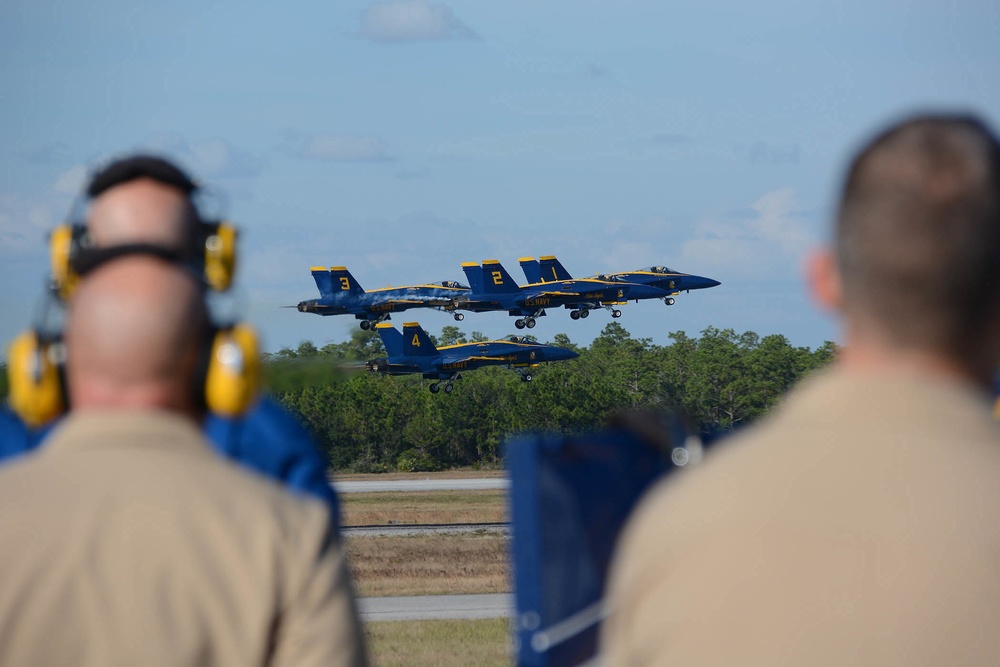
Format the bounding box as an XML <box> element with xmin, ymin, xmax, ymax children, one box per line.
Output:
<box><xmin>87</xmin><ymin>155</ymin><xmax>199</xmax><ymax>199</ymax></box>
<box><xmin>70</xmin><ymin>243</ymin><xmax>191</xmax><ymax>279</ymax></box>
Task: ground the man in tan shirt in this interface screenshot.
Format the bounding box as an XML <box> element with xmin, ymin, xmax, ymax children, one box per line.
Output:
<box><xmin>604</xmin><ymin>113</ymin><xmax>1000</xmax><ymax>665</ymax></box>
<box><xmin>0</xmin><ymin>257</ymin><xmax>368</xmax><ymax>666</ymax></box>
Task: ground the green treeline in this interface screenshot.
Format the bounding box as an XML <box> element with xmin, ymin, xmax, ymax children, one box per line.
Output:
<box><xmin>267</xmin><ymin>323</ymin><xmax>837</xmax><ymax>473</ymax></box>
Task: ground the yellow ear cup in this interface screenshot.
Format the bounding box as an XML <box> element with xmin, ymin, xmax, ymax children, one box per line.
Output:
<box><xmin>204</xmin><ymin>222</ymin><xmax>237</xmax><ymax>291</ymax></box>
<box><xmin>7</xmin><ymin>331</ymin><xmax>65</xmax><ymax>428</ymax></box>
<box><xmin>49</xmin><ymin>224</ymin><xmax>80</xmax><ymax>300</ymax></box>
<box><xmin>204</xmin><ymin>323</ymin><xmax>259</xmax><ymax>418</ymax></box>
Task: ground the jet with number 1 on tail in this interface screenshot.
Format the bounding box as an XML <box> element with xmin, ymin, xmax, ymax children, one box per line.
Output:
<box><xmin>459</xmin><ymin>259</ymin><xmax>672</xmax><ymax>329</ymax></box>
<box><xmin>521</xmin><ymin>255</ymin><xmax>721</xmax><ymax>319</ymax></box>
<box><xmin>295</xmin><ymin>266</ymin><xmax>471</xmax><ymax>330</ymax></box>
<box><xmin>366</xmin><ymin>322</ymin><xmax>579</xmax><ymax>393</ymax></box>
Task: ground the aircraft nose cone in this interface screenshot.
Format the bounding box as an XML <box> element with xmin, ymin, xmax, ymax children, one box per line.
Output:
<box><xmin>685</xmin><ymin>275</ymin><xmax>721</xmax><ymax>290</ymax></box>
<box><xmin>551</xmin><ymin>347</ymin><xmax>580</xmax><ymax>361</ymax></box>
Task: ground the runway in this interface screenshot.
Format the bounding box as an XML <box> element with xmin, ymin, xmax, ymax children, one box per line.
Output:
<box><xmin>359</xmin><ymin>593</ymin><xmax>514</xmax><ymax>622</ymax></box>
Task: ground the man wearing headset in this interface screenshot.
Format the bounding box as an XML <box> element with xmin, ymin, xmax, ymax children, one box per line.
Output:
<box><xmin>3</xmin><ymin>155</ymin><xmax>340</xmax><ymax>524</ymax></box>
<box><xmin>0</xmin><ymin>255</ymin><xmax>367</xmax><ymax>665</ymax></box>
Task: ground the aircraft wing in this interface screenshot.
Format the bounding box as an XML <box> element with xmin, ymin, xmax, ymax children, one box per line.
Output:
<box><xmin>381</xmin><ymin>297</ymin><xmax>455</xmax><ymax>307</ymax></box>
<box><xmin>532</xmin><ymin>290</ymin><xmax>581</xmax><ymax>297</ymax></box>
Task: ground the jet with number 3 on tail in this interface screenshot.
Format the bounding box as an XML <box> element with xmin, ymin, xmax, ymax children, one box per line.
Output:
<box><xmin>459</xmin><ymin>259</ymin><xmax>672</xmax><ymax>329</ymax></box>
<box><xmin>520</xmin><ymin>255</ymin><xmax>720</xmax><ymax>319</ymax></box>
<box><xmin>295</xmin><ymin>266</ymin><xmax>471</xmax><ymax>330</ymax></box>
<box><xmin>365</xmin><ymin>321</ymin><xmax>579</xmax><ymax>393</ymax></box>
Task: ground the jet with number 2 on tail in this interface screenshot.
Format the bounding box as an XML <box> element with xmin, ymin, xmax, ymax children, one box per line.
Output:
<box><xmin>295</xmin><ymin>266</ymin><xmax>471</xmax><ymax>330</ymax></box>
<box><xmin>520</xmin><ymin>255</ymin><xmax>720</xmax><ymax>318</ymax></box>
<box><xmin>459</xmin><ymin>259</ymin><xmax>672</xmax><ymax>329</ymax></box>
<box><xmin>366</xmin><ymin>321</ymin><xmax>579</xmax><ymax>393</ymax></box>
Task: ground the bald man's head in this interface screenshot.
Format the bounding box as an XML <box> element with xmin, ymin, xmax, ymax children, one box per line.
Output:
<box><xmin>86</xmin><ymin>177</ymin><xmax>198</xmax><ymax>250</ymax></box>
<box><xmin>65</xmin><ymin>257</ymin><xmax>208</xmax><ymax>416</ymax></box>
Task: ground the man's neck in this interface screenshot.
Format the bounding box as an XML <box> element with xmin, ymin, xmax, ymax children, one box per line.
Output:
<box><xmin>837</xmin><ymin>330</ymin><xmax>992</xmax><ymax>391</ymax></box>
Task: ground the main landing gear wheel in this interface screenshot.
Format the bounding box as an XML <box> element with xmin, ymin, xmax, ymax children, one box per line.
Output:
<box><xmin>611</xmin><ymin>309</ymin><xmax>622</xmax><ymax>318</ymax></box>
<box><xmin>515</xmin><ymin>319</ymin><xmax>526</xmax><ymax>329</ymax></box>
<box><xmin>454</xmin><ymin>313</ymin><xmax>465</xmax><ymax>321</ymax></box>
<box><xmin>521</xmin><ymin>373</ymin><xmax>533</xmax><ymax>382</ymax></box>
<box><xmin>444</xmin><ymin>383</ymin><xmax>454</xmax><ymax>394</ymax></box>
<box><xmin>360</xmin><ymin>320</ymin><xmax>371</xmax><ymax>330</ymax></box>
<box><xmin>579</xmin><ymin>309</ymin><xmax>589</xmax><ymax>319</ymax></box>
<box><xmin>429</xmin><ymin>383</ymin><xmax>440</xmax><ymax>393</ymax></box>
<box><xmin>570</xmin><ymin>311</ymin><xmax>581</xmax><ymax>320</ymax></box>
<box><xmin>664</xmin><ymin>298</ymin><xmax>675</xmax><ymax>306</ymax></box>
<box><xmin>525</xmin><ymin>318</ymin><xmax>536</xmax><ymax>329</ymax></box>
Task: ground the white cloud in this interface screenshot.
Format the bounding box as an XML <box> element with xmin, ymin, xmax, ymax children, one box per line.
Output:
<box><xmin>297</xmin><ymin>134</ymin><xmax>394</xmax><ymax>162</ymax></box>
<box><xmin>359</xmin><ymin>0</ymin><xmax>477</xmax><ymax>42</ymax></box>
<box><xmin>678</xmin><ymin>188</ymin><xmax>819</xmax><ymax>279</ymax></box>
<box><xmin>0</xmin><ymin>193</ymin><xmax>57</xmax><ymax>257</ymax></box>
<box><xmin>141</xmin><ymin>133</ymin><xmax>264</xmax><ymax>181</ymax></box>
<box><xmin>52</xmin><ymin>164</ymin><xmax>89</xmax><ymax>196</ymax></box>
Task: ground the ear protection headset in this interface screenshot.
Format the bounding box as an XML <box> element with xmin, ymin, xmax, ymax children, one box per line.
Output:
<box><xmin>7</xmin><ymin>155</ymin><xmax>257</xmax><ymax>426</ymax></box>
<box><xmin>48</xmin><ymin>155</ymin><xmax>239</xmax><ymax>300</ymax></box>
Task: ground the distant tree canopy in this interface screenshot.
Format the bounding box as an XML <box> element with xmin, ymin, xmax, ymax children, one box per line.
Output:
<box><xmin>268</xmin><ymin>323</ymin><xmax>837</xmax><ymax>473</ymax></box>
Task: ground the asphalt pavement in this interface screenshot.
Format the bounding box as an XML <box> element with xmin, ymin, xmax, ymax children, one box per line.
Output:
<box><xmin>359</xmin><ymin>593</ymin><xmax>514</xmax><ymax>622</ymax></box>
<box><xmin>334</xmin><ymin>477</ymin><xmax>509</xmax><ymax>493</ymax></box>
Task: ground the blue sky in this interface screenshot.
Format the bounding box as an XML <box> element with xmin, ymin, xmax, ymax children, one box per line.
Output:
<box><xmin>2</xmin><ymin>1</ymin><xmax>998</xmax><ymax>355</ymax></box>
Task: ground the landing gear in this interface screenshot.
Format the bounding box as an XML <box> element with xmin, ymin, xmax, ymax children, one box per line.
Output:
<box><xmin>360</xmin><ymin>320</ymin><xmax>371</xmax><ymax>330</ymax></box>
<box><xmin>579</xmin><ymin>309</ymin><xmax>589</xmax><ymax>319</ymax></box>
<box><xmin>515</xmin><ymin>319</ymin><xmax>526</xmax><ymax>329</ymax></box>
<box><xmin>570</xmin><ymin>311</ymin><xmax>581</xmax><ymax>320</ymax></box>
<box><xmin>429</xmin><ymin>383</ymin><xmax>440</xmax><ymax>393</ymax></box>
<box><xmin>443</xmin><ymin>383</ymin><xmax>454</xmax><ymax>394</ymax></box>
<box><xmin>664</xmin><ymin>298</ymin><xmax>675</xmax><ymax>306</ymax></box>
<box><xmin>515</xmin><ymin>317</ymin><xmax>537</xmax><ymax>329</ymax></box>
<box><xmin>611</xmin><ymin>309</ymin><xmax>622</xmax><ymax>318</ymax></box>
<box><xmin>454</xmin><ymin>313</ymin><xmax>465</xmax><ymax>321</ymax></box>
<box><xmin>521</xmin><ymin>373</ymin><xmax>533</xmax><ymax>383</ymax></box>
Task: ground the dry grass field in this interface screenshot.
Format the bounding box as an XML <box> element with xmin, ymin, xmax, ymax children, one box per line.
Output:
<box><xmin>346</xmin><ymin>533</ymin><xmax>509</xmax><ymax>597</ymax></box>
<box><xmin>341</xmin><ymin>489</ymin><xmax>507</xmax><ymax>527</ymax></box>
<box><xmin>365</xmin><ymin>618</ymin><xmax>510</xmax><ymax>667</ymax></box>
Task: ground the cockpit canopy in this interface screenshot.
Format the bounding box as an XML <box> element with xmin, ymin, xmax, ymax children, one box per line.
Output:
<box><xmin>640</xmin><ymin>266</ymin><xmax>677</xmax><ymax>274</ymax></box>
<box><xmin>437</xmin><ymin>280</ymin><xmax>469</xmax><ymax>289</ymax></box>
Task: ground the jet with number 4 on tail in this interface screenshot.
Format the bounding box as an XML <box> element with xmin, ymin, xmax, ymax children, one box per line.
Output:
<box><xmin>520</xmin><ymin>255</ymin><xmax>720</xmax><ymax>319</ymax></box>
<box><xmin>366</xmin><ymin>322</ymin><xmax>579</xmax><ymax>393</ymax></box>
<box><xmin>295</xmin><ymin>266</ymin><xmax>471</xmax><ymax>330</ymax></box>
<box><xmin>459</xmin><ymin>259</ymin><xmax>672</xmax><ymax>329</ymax></box>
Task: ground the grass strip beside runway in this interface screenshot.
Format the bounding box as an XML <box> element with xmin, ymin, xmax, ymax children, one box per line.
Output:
<box><xmin>346</xmin><ymin>533</ymin><xmax>509</xmax><ymax>597</ymax></box>
<box><xmin>341</xmin><ymin>489</ymin><xmax>506</xmax><ymax>527</ymax></box>
<box><xmin>365</xmin><ymin>618</ymin><xmax>509</xmax><ymax>667</ymax></box>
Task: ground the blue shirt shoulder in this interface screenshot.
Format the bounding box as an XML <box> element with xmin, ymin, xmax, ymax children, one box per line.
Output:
<box><xmin>203</xmin><ymin>396</ymin><xmax>340</xmax><ymax>524</ymax></box>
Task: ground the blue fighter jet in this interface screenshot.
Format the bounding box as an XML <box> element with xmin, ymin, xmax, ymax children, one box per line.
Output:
<box><xmin>459</xmin><ymin>259</ymin><xmax>671</xmax><ymax>329</ymax></box>
<box><xmin>366</xmin><ymin>321</ymin><xmax>579</xmax><ymax>393</ymax></box>
<box><xmin>296</xmin><ymin>266</ymin><xmax>471</xmax><ymax>330</ymax></box>
<box><xmin>520</xmin><ymin>255</ymin><xmax>720</xmax><ymax>318</ymax></box>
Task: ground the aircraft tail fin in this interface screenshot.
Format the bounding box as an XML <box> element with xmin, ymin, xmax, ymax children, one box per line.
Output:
<box><xmin>461</xmin><ymin>262</ymin><xmax>485</xmax><ymax>293</ymax></box>
<box><xmin>311</xmin><ymin>266</ymin><xmax>333</xmax><ymax>298</ymax></box>
<box><xmin>329</xmin><ymin>266</ymin><xmax>365</xmax><ymax>295</ymax></box>
<box><xmin>401</xmin><ymin>322</ymin><xmax>438</xmax><ymax>356</ymax></box>
<box><xmin>375</xmin><ymin>322</ymin><xmax>404</xmax><ymax>356</ymax></box>
<box><xmin>480</xmin><ymin>259</ymin><xmax>520</xmax><ymax>293</ymax></box>
<box><xmin>519</xmin><ymin>257</ymin><xmax>541</xmax><ymax>284</ymax></box>
<box><xmin>538</xmin><ymin>255</ymin><xmax>573</xmax><ymax>282</ymax></box>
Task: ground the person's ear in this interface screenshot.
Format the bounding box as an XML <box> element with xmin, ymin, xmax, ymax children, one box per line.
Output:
<box><xmin>805</xmin><ymin>247</ymin><xmax>842</xmax><ymax>313</ymax></box>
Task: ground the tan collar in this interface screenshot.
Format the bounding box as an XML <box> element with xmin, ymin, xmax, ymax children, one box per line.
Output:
<box><xmin>43</xmin><ymin>409</ymin><xmax>212</xmax><ymax>457</ymax></box>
